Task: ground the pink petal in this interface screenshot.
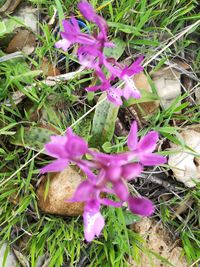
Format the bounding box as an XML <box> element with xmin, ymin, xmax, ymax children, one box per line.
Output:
<box><xmin>107</xmin><ymin>88</ymin><xmax>123</xmax><ymax>106</ymax></box>
<box><xmin>127</xmin><ymin>121</ymin><xmax>138</xmax><ymax>150</ymax></box>
<box><xmin>140</xmin><ymin>153</ymin><xmax>166</xmax><ymax>166</ymax></box>
<box><xmin>122</xmin><ymin>163</ymin><xmax>142</xmax><ymax>180</ymax></box>
<box><xmin>68</xmin><ymin>180</ymin><xmax>94</xmax><ymax>202</ymax></box>
<box><xmin>84</xmin><ymin>211</ymin><xmax>105</xmax><ymax>242</ymax></box>
<box><xmin>128</xmin><ymin>196</ymin><xmax>154</xmax><ymax>216</ymax></box>
<box><xmin>106</xmin><ymin>165</ymin><xmax>122</xmax><ymax>182</ymax></box>
<box><xmin>45</xmin><ymin>135</ymin><xmax>68</xmax><ymax>159</ymax></box>
<box><xmin>113</xmin><ymin>180</ymin><xmax>129</xmax><ymax>201</ymax></box>
<box><xmin>40</xmin><ymin>159</ymin><xmax>68</xmax><ymax>174</ymax></box>
<box><xmin>78</xmin><ymin>1</ymin><xmax>97</xmax><ymax>22</ymax></box>
<box><xmin>83</xmin><ymin>201</ymin><xmax>105</xmax><ymax>242</ymax></box>
<box><xmin>65</xmin><ymin>128</ymin><xmax>88</xmax><ymax>157</ymax></box>
<box><xmin>138</xmin><ymin>131</ymin><xmax>159</xmax><ymax>153</ymax></box>
<box><xmin>55</xmin><ymin>39</ymin><xmax>71</xmax><ymax>51</ymax></box>
<box><xmin>121</xmin><ymin>56</ymin><xmax>144</xmax><ymax>77</ymax></box>
<box><xmin>122</xmin><ymin>77</ymin><xmax>141</xmax><ymax>100</ymax></box>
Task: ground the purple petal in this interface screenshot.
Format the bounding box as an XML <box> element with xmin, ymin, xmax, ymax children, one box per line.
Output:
<box><xmin>122</xmin><ymin>77</ymin><xmax>141</xmax><ymax>100</ymax></box>
<box><xmin>128</xmin><ymin>196</ymin><xmax>154</xmax><ymax>216</ymax></box>
<box><xmin>113</xmin><ymin>180</ymin><xmax>129</xmax><ymax>201</ymax></box>
<box><xmin>83</xmin><ymin>210</ymin><xmax>105</xmax><ymax>242</ymax></box>
<box><xmin>78</xmin><ymin>1</ymin><xmax>97</xmax><ymax>22</ymax></box>
<box><xmin>83</xmin><ymin>200</ymin><xmax>104</xmax><ymax>242</ymax></box>
<box><xmin>140</xmin><ymin>153</ymin><xmax>166</xmax><ymax>166</ymax></box>
<box><xmin>55</xmin><ymin>39</ymin><xmax>71</xmax><ymax>51</ymax></box>
<box><xmin>107</xmin><ymin>88</ymin><xmax>123</xmax><ymax>106</ymax></box>
<box><xmin>100</xmin><ymin>198</ymin><xmax>122</xmax><ymax>207</ymax></box>
<box><xmin>67</xmin><ymin>180</ymin><xmax>94</xmax><ymax>202</ymax></box>
<box><xmin>127</xmin><ymin>121</ymin><xmax>138</xmax><ymax>151</ymax></box>
<box><xmin>45</xmin><ymin>136</ymin><xmax>68</xmax><ymax>159</ymax></box>
<box><xmin>40</xmin><ymin>159</ymin><xmax>68</xmax><ymax>174</ymax></box>
<box><xmin>65</xmin><ymin>128</ymin><xmax>88</xmax><ymax>157</ymax></box>
<box><xmin>106</xmin><ymin>165</ymin><xmax>122</xmax><ymax>182</ymax></box>
<box><xmin>122</xmin><ymin>163</ymin><xmax>142</xmax><ymax>180</ymax></box>
<box><xmin>138</xmin><ymin>131</ymin><xmax>159</xmax><ymax>153</ymax></box>
<box><xmin>78</xmin><ymin>1</ymin><xmax>108</xmax><ymax>40</ymax></box>
<box><xmin>121</xmin><ymin>56</ymin><xmax>144</xmax><ymax>77</ymax></box>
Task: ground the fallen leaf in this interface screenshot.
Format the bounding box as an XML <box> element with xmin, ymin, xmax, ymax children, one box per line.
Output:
<box><xmin>0</xmin><ymin>0</ymin><xmax>22</xmax><ymax>15</ymax></box>
<box><xmin>172</xmin><ymin>198</ymin><xmax>194</xmax><ymax>220</ymax></box>
<box><xmin>195</xmin><ymin>87</ymin><xmax>200</xmax><ymax>105</ymax></box>
<box><xmin>131</xmin><ymin>72</ymin><xmax>160</xmax><ymax>117</ymax></box>
<box><xmin>152</xmin><ymin>67</ymin><xmax>181</xmax><ymax>110</ymax></box>
<box><xmin>37</xmin><ymin>166</ymin><xmax>84</xmax><ymax>216</ymax></box>
<box><xmin>129</xmin><ymin>218</ymin><xmax>187</xmax><ymax>267</ymax></box>
<box><xmin>6</xmin><ymin>29</ymin><xmax>36</xmax><ymax>55</ymax></box>
<box><xmin>41</xmin><ymin>57</ymin><xmax>60</xmax><ymax>77</ymax></box>
<box><xmin>168</xmin><ymin>126</ymin><xmax>200</xmax><ymax>187</ymax></box>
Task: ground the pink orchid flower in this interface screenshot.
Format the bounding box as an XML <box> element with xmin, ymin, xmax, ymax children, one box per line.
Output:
<box><xmin>40</xmin><ymin>121</ymin><xmax>166</xmax><ymax>241</ymax></box>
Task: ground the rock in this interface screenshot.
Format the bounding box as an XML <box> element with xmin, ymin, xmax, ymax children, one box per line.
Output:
<box><xmin>152</xmin><ymin>67</ymin><xmax>181</xmax><ymax>110</ymax></box>
<box><xmin>168</xmin><ymin>126</ymin><xmax>200</xmax><ymax>187</ymax></box>
<box><xmin>37</xmin><ymin>166</ymin><xmax>84</xmax><ymax>216</ymax></box>
<box><xmin>129</xmin><ymin>218</ymin><xmax>187</xmax><ymax>267</ymax></box>
<box><xmin>0</xmin><ymin>243</ymin><xmax>18</xmax><ymax>267</ymax></box>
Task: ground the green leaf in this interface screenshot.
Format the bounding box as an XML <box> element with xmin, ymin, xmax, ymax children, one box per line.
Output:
<box><xmin>104</xmin><ymin>38</ymin><xmax>126</xmax><ymax>60</ymax></box>
<box><xmin>123</xmin><ymin>89</ymin><xmax>158</xmax><ymax>107</ymax></box>
<box><xmin>90</xmin><ymin>93</ymin><xmax>119</xmax><ymax>147</ymax></box>
<box><xmin>123</xmin><ymin>210</ymin><xmax>141</xmax><ymax>225</ymax></box>
<box><xmin>10</xmin><ymin>126</ymin><xmax>56</xmax><ymax>152</ymax></box>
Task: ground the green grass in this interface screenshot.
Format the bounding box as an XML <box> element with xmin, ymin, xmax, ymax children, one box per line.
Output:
<box><xmin>0</xmin><ymin>0</ymin><xmax>200</xmax><ymax>266</ymax></box>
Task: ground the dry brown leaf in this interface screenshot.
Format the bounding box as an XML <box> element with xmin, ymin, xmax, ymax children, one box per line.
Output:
<box><xmin>168</xmin><ymin>126</ymin><xmax>200</xmax><ymax>187</ymax></box>
<box><xmin>172</xmin><ymin>198</ymin><xmax>194</xmax><ymax>220</ymax></box>
<box><xmin>37</xmin><ymin>166</ymin><xmax>84</xmax><ymax>216</ymax></box>
<box><xmin>130</xmin><ymin>72</ymin><xmax>159</xmax><ymax>118</ymax></box>
<box><xmin>41</xmin><ymin>57</ymin><xmax>60</xmax><ymax>77</ymax></box>
<box><xmin>195</xmin><ymin>87</ymin><xmax>200</xmax><ymax>105</ymax></box>
<box><xmin>0</xmin><ymin>0</ymin><xmax>22</xmax><ymax>15</ymax></box>
<box><xmin>152</xmin><ymin>67</ymin><xmax>181</xmax><ymax>110</ymax></box>
<box><xmin>6</xmin><ymin>29</ymin><xmax>36</xmax><ymax>55</ymax></box>
<box><xmin>129</xmin><ymin>218</ymin><xmax>187</xmax><ymax>267</ymax></box>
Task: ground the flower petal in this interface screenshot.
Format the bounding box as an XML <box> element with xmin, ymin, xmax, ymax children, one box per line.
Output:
<box><xmin>45</xmin><ymin>135</ymin><xmax>68</xmax><ymax>159</ymax></box>
<box><xmin>121</xmin><ymin>56</ymin><xmax>144</xmax><ymax>77</ymax></box>
<box><xmin>40</xmin><ymin>159</ymin><xmax>68</xmax><ymax>174</ymax></box>
<box><xmin>68</xmin><ymin>180</ymin><xmax>94</xmax><ymax>202</ymax></box>
<box><xmin>83</xmin><ymin>201</ymin><xmax>104</xmax><ymax>242</ymax></box>
<box><xmin>113</xmin><ymin>180</ymin><xmax>129</xmax><ymax>201</ymax></box>
<box><xmin>65</xmin><ymin>128</ymin><xmax>88</xmax><ymax>157</ymax></box>
<box><xmin>128</xmin><ymin>196</ymin><xmax>154</xmax><ymax>216</ymax></box>
<box><xmin>107</xmin><ymin>88</ymin><xmax>123</xmax><ymax>106</ymax></box>
<box><xmin>140</xmin><ymin>153</ymin><xmax>166</xmax><ymax>166</ymax></box>
<box><xmin>122</xmin><ymin>76</ymin><xmax>141</xmax><ymax>100</ymax></box>
<box><xmin>106</xmin><ymin>165</ymin><xmax>122</xmax><ymax>182</ymax></box>
<box><xmin>78</xmin><ymin>1</ymin><xmax>108</xmax><ymax>40</ymax></box>
<box><xmin>55</xmin><ymin>39</ymin><xmax>71</xmax><ymax>51</ymax></box>
<box><xmin>127</xmin><ymin>121</ymin><xmax>138</xmax><ymax>150</ymax></box>
<box><xmin>138</xmin><ymin>131</ymin><xmax>159</xmax><ymax>153</ymax></box>
<box><xmin>122</xmin><ymin>163</ymin><xmax>142</xmax><ymax>180</ymax></box>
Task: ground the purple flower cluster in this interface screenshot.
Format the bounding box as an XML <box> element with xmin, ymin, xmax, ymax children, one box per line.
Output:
<box><xmin>55</xmin><ymin>0</ymin><xmax>144</xmax><ymax>106</ymax></box>
<box><xmin>40</xmin><ymin>122</ymin><xmax>166</xmax><ymax>242</ymax></box>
